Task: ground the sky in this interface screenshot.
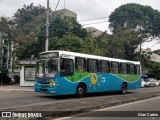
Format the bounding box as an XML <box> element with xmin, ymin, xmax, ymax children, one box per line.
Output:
<box><xmin>0</xmin><ymin>0</ymin><xmax>160</xmax><ymax>50</ymax></box>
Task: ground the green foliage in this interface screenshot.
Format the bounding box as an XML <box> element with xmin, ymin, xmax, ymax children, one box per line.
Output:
<box><xmin>50</xmin><ymin>34</ymin><xmax>84</xmax><ymax>52</ymax></box>
<box><xmin>0</xmin><ymin>17</ymin><xmax>15</xmax><ymax>42</ymax></box>
<box><xmin>152</xmin><ymin>63</ymin><xmax>160</xmax><ymax>79</ymax></box>
<box><xmin>37</xmin><ymin>16</ymin><xmax>88</xmax><ymax>53</ymax></box>
<box><xmin>49</xmin><ymin>16</ymin><xmax>87</xmax><ymax>39</ymax></box>
<box><xmin>109</xmin><ymin>3</ymin><xmax>160</xmax><ymax>38</ymax></box>
<box><xmin>14</xmin><ymin>3</ymin><xmax>45</xmax><ymax>45</ymax></box>
<box><xmin>14</xmin><ymin>3</ymin><xmax>46</xmax><ymax>59</ymax></box>
<box><xmin>108</xmin><ymin>3</ymin><xmax>160</xmax><ymax>61</ymax></box>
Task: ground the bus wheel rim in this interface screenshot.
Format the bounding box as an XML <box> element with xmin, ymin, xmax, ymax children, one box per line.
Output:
<box><xmin>78</xmin><ymin>88</ymin><xmax>83</xmax><ymax>94</ymax></box>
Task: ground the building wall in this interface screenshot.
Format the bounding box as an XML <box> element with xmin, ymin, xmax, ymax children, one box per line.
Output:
<box><xmin>150</xmin><ymin>53</ymin><xmax>160</xmax><ymax>63</ymax></box>
<box><xmin>0</xmin><ymin>32</ymin><xmax>11</xmax><ymax>72</ymax></box>
<box><xmin>19</xmin><ymin>60</ymin><xmax>36</xmax><ymax>86</ymax></box>
<box><xmin>85</xmin><ymin>27</ymin><xmax>103</xmax><ymax>37</ymax></box>
<box><xmin>135</xmin><ymin>47</ymin><xmax>160</xmax><ymax>63</ymax></box>
<box><xmin>53</xmin><ymin>9</ymin><xmax>77</xmax><ymax>20</ymax></box>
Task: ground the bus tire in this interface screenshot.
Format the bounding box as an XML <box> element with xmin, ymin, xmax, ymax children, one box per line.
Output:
<box><xmin>76</xmin><ymin>84</ymin><xmax>86</xmax><ymax>98</ymax></box>
<box><xmin>121</xmin><ymin>83</ymin><xmax>127</xmax><ymax>94</ymax></box>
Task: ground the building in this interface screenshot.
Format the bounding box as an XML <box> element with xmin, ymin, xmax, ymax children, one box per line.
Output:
<box><xmin>135</xmin><ymin>47</ymin><xmax>160</xmax><ymax>63</ymax></box>
<box><xmin>0</xmin><ymin>32</ymin><xmax>11</xmax><ymax>73</ymax></box>
<box><xmin>144</xmin><ymin>48</ymin><xmax>160</xmax><ymax>63</ymax></box>
<box><xmin>85</xmin><ymin>27</ymin><xmax>103</xmax><ymax>37</ymax></box>
<box><xmin>18</xmin><ymin>60</ymin><xmax>36</xmax><ymax>86</ymax></box>
<box><xmin>53</xmin><ymin>8</ymin><xmax>77</xmax><ymax>20</ymax></box>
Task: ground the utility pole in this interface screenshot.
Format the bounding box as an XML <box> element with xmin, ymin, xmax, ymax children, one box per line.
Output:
<box><xmin>64</xmin><ymin>0</ymin><xmax>65</xmax><ymax>9</ymax></box>
<box><xmin>45</xmin><ymin>0</ymin><xmax>50</xmax><ymax>51</ymax></box>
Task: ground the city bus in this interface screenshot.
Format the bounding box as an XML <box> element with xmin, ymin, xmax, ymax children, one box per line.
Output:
<box><xmin>34</xmin><ymin>50</ymin><xmax>141</xmax><ymax>97</ymax></box>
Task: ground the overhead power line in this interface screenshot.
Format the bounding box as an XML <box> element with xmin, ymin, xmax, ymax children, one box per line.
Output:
<box><xmin>82</xmin><ymin>21</ymin><xmax>109</xmax><ymax>26</ymax></box>
<box><xmin>79</xmin><ymin>17</ymin><xmax>109</xmax><ymax>21</ymax></box>
<box><xmin>55</xmin><ymin>0</ymin><xmax>61</xmax><ymax>11</ymax></box>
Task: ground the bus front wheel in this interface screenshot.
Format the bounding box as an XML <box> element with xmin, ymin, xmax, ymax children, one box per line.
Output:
<box><xmin>121</xmin><ymin>83</ymin><xmax>127</xmax><ymax>94</ymax></box>
<box><xmin>76</xmin><ymin>84</ymin><xmax>86</xmax><ymax>98</ymax></box>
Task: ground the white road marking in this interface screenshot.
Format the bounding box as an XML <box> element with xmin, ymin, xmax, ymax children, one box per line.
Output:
<box><xmin>95</xmin><ymin>96</ymin><xmax>160</xmax><ymax>111</ymax></box>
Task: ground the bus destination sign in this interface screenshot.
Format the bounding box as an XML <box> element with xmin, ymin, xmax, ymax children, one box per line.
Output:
<box><xmin>38</xmin><ymin>52</ymin><xmax>59</xmax><ymax>59</ymax></box>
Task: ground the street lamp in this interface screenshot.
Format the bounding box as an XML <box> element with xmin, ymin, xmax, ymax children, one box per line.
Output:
<box><xmin>45</xmin><ymin>0</ymin><xmax>50</xmax><ymax>51</ymax></box>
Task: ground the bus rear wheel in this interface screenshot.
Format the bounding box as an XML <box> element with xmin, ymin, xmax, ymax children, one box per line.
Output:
<box><xmin>121</xmin><ymin>83</ymin><xmax>127</xmax><ymax>94</ymax></box>
<box><xmin>76</xmin><ymin>84</ymin><xmax>86</xmax><ymax>98</ymax></box>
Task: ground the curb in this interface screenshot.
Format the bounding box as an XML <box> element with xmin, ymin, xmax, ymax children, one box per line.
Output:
<box><xmin>0</xmin><ymin>89</ymin><xmax>34</xmax><ymax>92</ymax></box>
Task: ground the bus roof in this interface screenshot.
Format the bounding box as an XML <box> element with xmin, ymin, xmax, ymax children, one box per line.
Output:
<box><xmin>39</xmin><ymin>50</ymin><xmax>140</xmax><ymax>65</ymax></box>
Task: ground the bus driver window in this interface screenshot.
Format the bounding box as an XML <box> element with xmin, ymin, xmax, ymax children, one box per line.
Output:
<box><xmin>60</xmin><ymin>58</ymin><xmax>74</xmax><ymax>76</ymax></box>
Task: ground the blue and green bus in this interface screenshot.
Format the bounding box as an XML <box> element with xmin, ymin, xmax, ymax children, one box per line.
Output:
<box><xmin>34</xmin><ymin>50</ymin><xmax>141</xmax><ymax>97</ymax></box>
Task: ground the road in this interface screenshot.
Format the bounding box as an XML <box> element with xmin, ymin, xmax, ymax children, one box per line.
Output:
<box><xmin>61</xmin><ymin>96</ymin><xmax>160</xmax><ymax>120</ymax></box>
<box><xmin>0</xmin><ymin>86</ymin><xmax>160</xmax><ymax>110</ymax></box>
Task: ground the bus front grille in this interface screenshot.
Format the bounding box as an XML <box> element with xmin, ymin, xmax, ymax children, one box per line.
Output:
<box><xmin>40</xmin><ymin>88</ymin><xmax>48</xmax><ymax>92</ymax></box>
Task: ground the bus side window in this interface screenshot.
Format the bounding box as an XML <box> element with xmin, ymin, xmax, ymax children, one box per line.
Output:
<box><xmin>60</xmin><ymin>58</ymin><xmax>74</xmax><ymax>76</ymax></box>
<box><xmin>129</xmin><ymin>64</ymin><xmax>135</xmax><ymax>74</ymax></box>
<box><xmin>100</xmin><ymin>60</ymin><xmax>109</xmax><ymax>73</ymax></box>
<box><xmin>135</xmin><ymin>65</ymin><xmax>140</xmax><ymax>75</ymax></box>
<box><xmin>120</xmin><ymin>63</ymin><xmax>127</xmax><ymax>74</ymax></box>
<box><xmin>87</xmin><ymin>59</ymin><xmax>98</xmax><ymax>73</ymax></box>
<box><xmin>75</xmin><ymin>57</ymin><xmax>86</xmax><ymax>72</ymax></box>
<box><xmin>111</xmin><ymin>62</ymin><xmax>119</xmax><ymax>74</ymax></box>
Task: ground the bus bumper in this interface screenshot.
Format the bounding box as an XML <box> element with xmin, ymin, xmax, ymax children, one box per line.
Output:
<box><xmin>34</xmin><ymin>86</ymin><xmax>56</xmax><ymax>94</ymax></box>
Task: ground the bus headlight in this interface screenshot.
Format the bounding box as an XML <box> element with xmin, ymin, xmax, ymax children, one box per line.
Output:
<box><xmin>49</xmin><ymin>79</ymin><xmax>55</xmax><ymax>87</ymax></box>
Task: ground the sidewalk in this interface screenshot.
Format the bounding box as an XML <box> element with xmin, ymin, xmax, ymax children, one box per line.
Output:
<box><xmin>0</xmin><ymin>84</ymin><xmax>34</xmax><ymax>92</ymax></box>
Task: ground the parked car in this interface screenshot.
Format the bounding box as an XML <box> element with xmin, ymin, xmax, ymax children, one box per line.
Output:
<box><xmin>144</xmin><ymin>78</ymin><xmax>159</xmax><ymax>87</ymax></box>
<box><xmin>141</xmin><ymin>78</ymin><xmax>146</xmax><ymax>87</ymax></box>
<box><xmin>10</xmin><ymin>75</ymin><xmax>20</xmax><ymax>84</ymax></box>
<box><xmin>0</xmin><ymin>73</ymin><xmax>11</xmax><ymax>85</ymax></box>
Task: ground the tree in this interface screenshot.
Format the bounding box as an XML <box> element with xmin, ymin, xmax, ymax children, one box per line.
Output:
<box><xmin>109</xmin><ymin>3</ymin><xmax>160</xmax><ymax>39</ymax></box>
<box><xmin>96</xmin><ymin>32</ymin><xmax>112</xmax><ymax>57</ymax></box>
<box><xmin>51</xmin><ymin>34</ymin><xmax>84</xmax><ymax>52</ymax></box>
<box><xmin>49</xmin><ymin>16</ymin><xmax>87</xmax><ymax>40</ymax></box>
<box><xmin>109</xmin><ymin>3</ymin><xmax>160</xmax><ymax>60</ymax></box>
<box><xmin>37</xmin><ymin>16</ymin><xmax>88</xmax><ymax>53</ymax></box>
<box><xmin>13</xmin><ymin>3</ymin><xmax>46</xmax><ymax>59</ymax></box>
<box><xmin>113</xmin><ymin>27</ymin><xmax>144</xmax><ymax>60</ymax></box>
<box><xmin>151</xmin><ymin>62</ymin><xmax>160</xmax><ymax>79</ymax></box>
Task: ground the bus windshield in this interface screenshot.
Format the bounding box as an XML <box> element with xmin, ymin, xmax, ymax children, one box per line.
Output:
<box><xmin>36</xmin><ymin>59</ymin><xmax>58</xmax><ymax>78</ymax></box>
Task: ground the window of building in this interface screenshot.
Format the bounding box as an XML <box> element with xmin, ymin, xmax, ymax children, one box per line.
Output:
<box><xmin>75</xmin><ymin>57</ymin><xmax>86</xmax><ymax>72</ymax></box>
<box><xmin>60</xmin><ymin>58</ymin><xmax>74</xmax><ymax>76</ymax></box>
<box><xmin>87</xmin><ymin>59</ymin><xmax>99</xmax><ymax>73</ymax></box>
<box><xmin>100</xmin><ymin>60</ymin><xmax>110</xmax><ymax>73</ymax></box>
<box><xmin>111</xmin><ymin>62</ymin><xmax>119</xmax><ymax>74</ymax></box>
<box><xmin>120</xmin><ymin>63</ymin><xmax>127</xmax><ymax>74</ymax></box>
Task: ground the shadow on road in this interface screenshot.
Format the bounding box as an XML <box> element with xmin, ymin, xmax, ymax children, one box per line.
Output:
<box><xmin>37</xmin><ymin>91</ymin><xmax>136</xmax><ymax>100</ymax></box>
